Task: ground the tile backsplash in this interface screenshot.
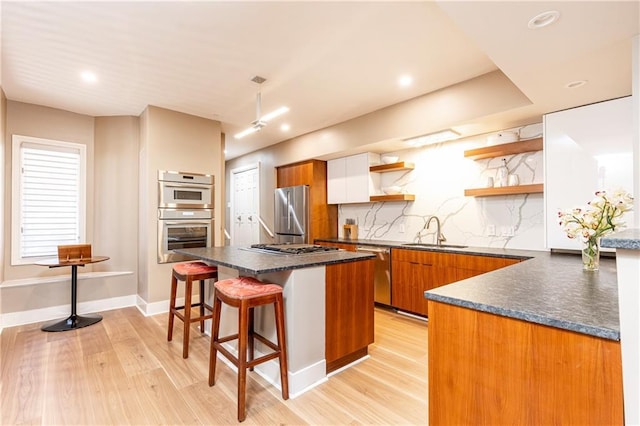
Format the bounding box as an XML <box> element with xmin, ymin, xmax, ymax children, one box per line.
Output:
<box><xmin>339</xmin><ymin>124</ymin><xmax>546</xmax><ymax>250</ymax></box>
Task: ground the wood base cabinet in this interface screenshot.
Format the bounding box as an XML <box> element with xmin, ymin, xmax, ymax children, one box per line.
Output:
<box><xmin>428</xmin><ymin>301</ymin><xmax>623</xmax><ymax>425</ymax></box>
<box><xmin>325</xmin><ymin>259</ymin><xmax>375</xmax><ymax>373</ymax></box>
<box><xmin>391</xmin><ymin>249</ymin><xmax>520</xmax><ymax>316</ymax></box>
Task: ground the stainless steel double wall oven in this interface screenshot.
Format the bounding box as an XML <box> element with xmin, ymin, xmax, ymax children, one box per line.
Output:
<box><xmin>157</xmin><ymin>170</ymin><xmax>214</xmax><ymax>263</ymax></box>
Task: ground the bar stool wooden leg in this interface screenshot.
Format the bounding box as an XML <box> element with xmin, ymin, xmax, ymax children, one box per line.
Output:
<box><xmin>275</xmin><ymin>293</ymin><xmax>289</xmax><ymax>400</ymax></box>
<box><xmin>237</xmin><ymin>299</ymin><xmax>249</xmax><ymax>422</ymax></box>
<box><xmin>208</xmin><ymin>291</ymin><xmax>222</xmax><ymax>386</ymax></box>
<box><xmin>182</xmin><ymin>277</ymin><xmax>193</xmax><ymax>359</ymax></box>
<box><xmin>167</xmin><ymin>274</ymin><xmax>178</xmax><ymax>342</ymax></box>
<box><xmin>248</xmin><ymin>307</ymin><xmax>255</xmax><ymax>372</ymax></box>
<box><xmin>168</xmin><ymin>262</ymin><xmax>217</xmax><ymax>359</ymax></box>
<box><xmin>199</xmin><ymin>279</ymin><xmax>206</xmax><ymax>333</ymax></box>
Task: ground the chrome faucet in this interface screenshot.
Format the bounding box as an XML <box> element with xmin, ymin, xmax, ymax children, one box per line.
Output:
<box><xmin>426</xmin><ymin>215</ymin><xmax>446</xmax><ymax>246</ymax></box>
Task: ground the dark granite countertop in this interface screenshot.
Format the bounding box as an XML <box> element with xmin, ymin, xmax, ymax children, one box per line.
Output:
<box><xmin>315</xmin><ymin>237</ymin><xmax>537</xmax><ymax>260</ymax></box>
<box><xmin>602</xmin><ymin>228</ymin><xmax>640</xmax><ymax>250</ymax></box>
<box><xmin>316</xmin><ymin>237</ymin><xmax>620</xmax><ymax>341</ymax></box>
<box><xmin>174</xmin><ymin>246</ymin><xmax>374</xmax><ymax>275</ymax></box>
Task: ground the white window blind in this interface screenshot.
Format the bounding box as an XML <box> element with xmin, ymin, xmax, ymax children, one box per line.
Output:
<box><xmin>12</xmin><ymin>135</ymin><xmax>86</xmax><ymax>264</ymax></box>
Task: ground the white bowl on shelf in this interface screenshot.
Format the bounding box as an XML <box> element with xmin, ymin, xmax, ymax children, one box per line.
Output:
<box><xmin>381</xmin><ymin>155</ymin><xmax>399</xmax><ymax>164</ymax></box>
<box><xmin>382</xmin><ymin>186</ymin><xmax>402</xmax><ymax>195</ymax></box>
<box><xmin>486</xmin><ymin>131</ymin><xmax>519</xmax><ymax>145</ymax></box>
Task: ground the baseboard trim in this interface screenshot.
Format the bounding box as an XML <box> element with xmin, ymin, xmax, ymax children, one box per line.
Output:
<box><xmin>214</xmin><ymin>341</ymin><xmax>327</xmax><ymax>399</ymax></box>
<box><xmin>136</xmin><ymin>295</ymin><xmax>202</xmax><ymax>317</ymax></box>
<box><xmin>0</xmin><ymin>294</ymin><xmax>137</xmax><ymax>328</ymax></box>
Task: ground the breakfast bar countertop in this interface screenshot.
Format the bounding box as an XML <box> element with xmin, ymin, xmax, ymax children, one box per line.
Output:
<box><xmin>174</xmin><ymin>245</ymin><xmax>374</xmax><ymax>275</ymax></box>
<box><xmin>601</xmin><ymin>228</ymin><xmax>640</xmax><ymax>250</ymax></box>
<box><xmin>315</xmin><ymin>237</ymin><xmax>620</xmax><ymax>341</ymax></box>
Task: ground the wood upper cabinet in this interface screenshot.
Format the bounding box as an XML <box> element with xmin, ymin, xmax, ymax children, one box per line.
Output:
<box><xmin>276</xmin><ymin>160</ymin><xmax>338</xmax><ymax>241</ymax></box>
<box><xmin>391</xmin><ymin>248</ymin><xmax>521</xmax><ymax>317</ymax></box>
<box><xmin>276</xmin><ymin>160</ymin><xmax>314</xmax><ymax>188</ymax></box>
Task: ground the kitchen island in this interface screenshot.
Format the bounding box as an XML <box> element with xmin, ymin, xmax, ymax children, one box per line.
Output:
<box><xmin>175</xmin><ymin>246</ymin><xmax>375</xmax><ymax>397</ymax></box>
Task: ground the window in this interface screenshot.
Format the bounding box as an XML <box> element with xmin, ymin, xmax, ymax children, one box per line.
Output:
<box><xmin>11</xmin><ymin>135</ymin><xmax>86</xmax><ymax>265</ymax></box>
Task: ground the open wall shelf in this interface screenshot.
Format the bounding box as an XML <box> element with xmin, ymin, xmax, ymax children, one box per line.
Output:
<box><xmin>464</xmin><ymin>184</ymin><xmax>544</xmax><ymax>197</ymax></box>
<box><xmin>464</xmin><ymin>138</ymin><xmax>543</xmax><ymax>160</ymax></box>
<box><xmin>369</xmin><ymin>162</ymin><xmax>415</xmax><ymax>173</ymax></box>
<box><xmin>370</xmin><ymin>194</ymin><xmax>416</xmax><ymax>202</ymax></box>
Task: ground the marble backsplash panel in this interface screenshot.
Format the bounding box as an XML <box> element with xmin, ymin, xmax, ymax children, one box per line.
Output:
<box><xmin>339</xmin><ymin>124</ymin><xmax>547</xmax><ymax>250</ymax></box>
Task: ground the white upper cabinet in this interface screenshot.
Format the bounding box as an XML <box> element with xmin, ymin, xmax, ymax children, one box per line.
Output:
<box><xmin>327</xmin><ymin>153</ymin><xmax>380</xmax><ymax>204</ymax></box>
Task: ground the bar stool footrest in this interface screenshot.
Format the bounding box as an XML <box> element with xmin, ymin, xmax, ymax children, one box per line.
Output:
<box><xmin>253</xmin><ymin>333</ymin><xmax>280</xmax><ymax>352</ymax></box>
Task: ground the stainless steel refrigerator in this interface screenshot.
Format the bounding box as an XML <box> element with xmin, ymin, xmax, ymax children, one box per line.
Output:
<box><xmin>274</xmin><ymin>185</ymin><xmax>309</xmax><ymax>244</ymax></box>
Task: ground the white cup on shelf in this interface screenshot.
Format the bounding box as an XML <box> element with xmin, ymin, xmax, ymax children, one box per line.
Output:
<box><xmin>484</xmin><ymin>177</ymin><xmax>494</xmax><ymax>188</ymax></box>
<box><xmin>507</xmin><ymin>174</ymin><xmax>519</xmax><ymax>186</ymax></box>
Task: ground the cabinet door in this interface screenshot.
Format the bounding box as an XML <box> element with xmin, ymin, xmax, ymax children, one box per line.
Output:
<box><xmin>414</xmin><ymin>264</ymin><xmax>458</xmax><ymax>316</ymax></box>
<box><xmin>455</xmin><ymin>254</ymin><xmax>520</xmax><ymax>280</ymax></box>
<box><xmin>327</xmin><ymin>157</ymin><xmax>346</xmax><ymax>204</ymax></box>
<box><xmin>327</xmin><ymin>153</ymin><xmax>372</xmax><ymax>204</ymax></box>
<box><xmin>393</xmin><ymin>249</ymin><xmax>517</xmax><ymax>317</ymax></box>
<box><xmin>325</xmin><ymin>258</ymin><xmax>374</xmax><ymax>372</ymax></box>
<box><xmin>391</xmin><ymin>259</ymin><xmax>421</xmax><ymax>314</ymax></box>
<box><xmin>345</xmin><ymin>153</ymin><xmax>370</xmax><ymax>203</ymax></box>
<box><xmin>276</xmin><ymin>161</ymin><xmax>314</xmax><ymax>187</ymax></box>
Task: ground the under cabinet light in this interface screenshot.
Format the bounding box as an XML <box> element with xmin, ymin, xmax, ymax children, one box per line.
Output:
<box><xmin>405</xmin><ymin>129</ymin><xmax>460</xmax><ymax>147</ymax></box>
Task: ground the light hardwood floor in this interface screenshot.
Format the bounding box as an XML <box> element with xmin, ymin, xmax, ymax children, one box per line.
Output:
<box><xmin>1</xmin><ymin>307</ymin><xmax>428</xmax><ymax>425</ymax></box>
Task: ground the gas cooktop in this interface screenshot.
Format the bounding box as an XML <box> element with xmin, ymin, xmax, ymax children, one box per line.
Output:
<box><xmin>249</xmin><ymin>243</ymin><xmax>340</xmax><ymax>255</ymax></box>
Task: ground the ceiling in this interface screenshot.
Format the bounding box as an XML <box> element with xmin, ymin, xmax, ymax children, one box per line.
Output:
<box><xmin>1</xmin><ymin>1</ymin><xmax>638</xmax><ymax>159</ymax></box>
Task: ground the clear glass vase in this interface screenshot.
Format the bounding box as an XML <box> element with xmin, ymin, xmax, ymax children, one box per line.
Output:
<box><xmin>582</xmin><ymin>237</ymin><xmax>600</xmax><ymax>271</ymax></box>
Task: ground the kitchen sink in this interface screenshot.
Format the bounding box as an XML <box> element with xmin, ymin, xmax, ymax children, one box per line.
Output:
<box><xmin>402</xmin><ymin>243</ymin><xmax>468</xmax><ymax>249</ymax></box>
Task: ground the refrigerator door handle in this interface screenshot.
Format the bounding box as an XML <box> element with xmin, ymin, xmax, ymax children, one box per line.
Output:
<box><xmin>286</xmin><ymin>191</ymin><xmax>291</xmax><ymax>229</ymax></box>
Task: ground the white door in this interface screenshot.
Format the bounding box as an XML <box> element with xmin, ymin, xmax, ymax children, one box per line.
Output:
<box><xmin>230</xmin><ymin>164</ymin><xmax>260</xmax><ymax>246</ymax></box>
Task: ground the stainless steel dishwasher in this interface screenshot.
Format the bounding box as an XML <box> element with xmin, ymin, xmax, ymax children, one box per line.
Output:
<box><xmin>356</xmin><ymin>246</ymin><xmax>391</xmax><ymax>305</ymax></box>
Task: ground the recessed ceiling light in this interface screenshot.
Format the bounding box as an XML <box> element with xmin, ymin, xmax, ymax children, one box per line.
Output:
<box><xmin>280</xmin><ymin>123</ymin><xmax>290</xmax><ymax>132</ymax></box>
<box><xmin>528</xmin><ymin>10</ymin><xmax>560</xmax><ymax>29</ymax></box>
<box><xmin>564</xmin><ymin>80</ymin><xmax>588</xmax><ymax>89</ymax></box>
<box><xmin>80</xmin><ymin>70</ymin><xmax>97</xmax><ymax>83</ymax></box>
<box><xmin>398</xmin><ymin>75</ymin><xmax>413</xmax><ymax>87</ymax></box>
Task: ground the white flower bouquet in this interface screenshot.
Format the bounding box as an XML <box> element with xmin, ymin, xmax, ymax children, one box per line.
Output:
<box><xmin>558</xmin><ymin>189</ymin><xmax>634</xmax><ymax>270</ymax></box>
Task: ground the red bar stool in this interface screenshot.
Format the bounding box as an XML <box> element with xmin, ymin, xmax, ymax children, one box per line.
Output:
<box><xmin>209</xmin><ymin>276</ymin><xmax>289</xmax><ymax>422</ymax></box>
<box><xmin>167</xmin><ymin>261</ymin><xmax>218</xmax><ymax>358</ymax></box>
